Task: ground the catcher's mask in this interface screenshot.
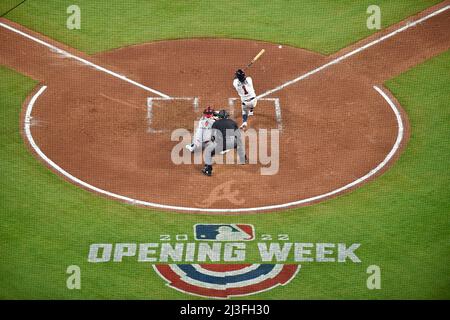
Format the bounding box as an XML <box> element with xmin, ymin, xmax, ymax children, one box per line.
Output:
<box><xmin>235</xmin><ymin>69</ymin><xmax>246</xmax><ymax>82</ymax></box>
<box><xmin>203</xmin><ymin>106</ymin><xmax>215</xmax><ymax>118</ymax></box>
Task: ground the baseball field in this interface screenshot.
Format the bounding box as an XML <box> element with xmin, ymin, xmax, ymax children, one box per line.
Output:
<box><xmin>0</xmin><ymin>0</ymin><xmax>449</xmax><ymax>300</ymax></box>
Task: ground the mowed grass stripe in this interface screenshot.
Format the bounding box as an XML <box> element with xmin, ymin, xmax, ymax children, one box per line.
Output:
<box><xmin>4</xmin><ymin>0</ymin><xmax>442</xmax><ymax>54</ymax></box>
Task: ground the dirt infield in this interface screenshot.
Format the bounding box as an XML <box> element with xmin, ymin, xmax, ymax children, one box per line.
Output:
<box><xmin>1</xmin><ymin>4</ymin><xmax>449</xmax><ymax>213</ymax></box>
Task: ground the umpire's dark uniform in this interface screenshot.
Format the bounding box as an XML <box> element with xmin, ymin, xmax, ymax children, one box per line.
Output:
<box><xmin>202</xmin><ymin>115</ymin><xmax>246</xmax><ymax>176</ymax></box>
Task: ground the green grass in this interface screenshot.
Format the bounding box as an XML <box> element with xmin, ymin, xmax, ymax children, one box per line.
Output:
<box><xmin>0</xmin><ymin>49</ymin><xmax>449</xmax><ymax>299</ymax></box>
<box><xmin>0</xmin><ymin>1</ymin><xmax>25</xmax><ymax>16</ymax></box>
<box><xmin>1</xmin><ymin>0</ymin><xmax>449</xmax><ymax>299</ymax></box>
<box><xmin>3</xmin><ymin>0</ymin><xmax>442</xmax><ymax>54</ymax></box>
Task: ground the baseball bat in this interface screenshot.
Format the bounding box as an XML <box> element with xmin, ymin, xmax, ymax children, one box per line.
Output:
<box><xmin>246</xmin><ymin>49</ymin><xmax>265</xmax><ymax>68</ymax></box>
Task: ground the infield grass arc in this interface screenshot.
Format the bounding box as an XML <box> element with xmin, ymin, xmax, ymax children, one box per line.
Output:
<box><xmin>19</xmin><ymin>3</ymin><xmax>445</xmax><ymax>212</ymax></box>
<box><xmin>0</xmin><ymin>21</ymin><xmax>171</xmax><ymax>98</ymax></box>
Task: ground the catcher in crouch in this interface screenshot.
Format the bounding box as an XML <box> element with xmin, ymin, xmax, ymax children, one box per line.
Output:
<box><xmin>201</xmin><ymin>110</ymin><xmax>247</xmax><ymax>177</ymax></box>
<box><xmin>185</xmin><ymin>106</ymin><xmax>216</xmax><ymax>153</ymax></box>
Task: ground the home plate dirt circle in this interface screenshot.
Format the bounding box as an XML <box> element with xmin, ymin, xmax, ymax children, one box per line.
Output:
<box><xmin>25</xmin><ymin>39</ymin><xmax>408</xmax><ymax>213</ymax></box>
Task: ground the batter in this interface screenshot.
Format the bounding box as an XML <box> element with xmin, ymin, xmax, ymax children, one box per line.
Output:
<box><xmin>233</xmin><ymin>69</ymin><xmax>257</xmax><ymax>130</ymax></box>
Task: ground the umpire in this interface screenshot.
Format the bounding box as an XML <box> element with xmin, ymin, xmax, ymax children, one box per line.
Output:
<box><xmin>202</xmin><ymin>110</ymin><xmax>247</xmax><ymax>176</ymax></box>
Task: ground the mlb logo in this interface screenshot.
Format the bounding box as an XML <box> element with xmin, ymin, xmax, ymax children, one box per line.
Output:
<box><xmin>194</xmin><ymin>224</ymin><xmax>255</xmax><ymax>241</ymax></box>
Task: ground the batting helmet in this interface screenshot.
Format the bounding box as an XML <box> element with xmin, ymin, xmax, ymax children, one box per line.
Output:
<box><xmin>203</xmin><ymin>106</ymin><xmax>215</xmax><ymax>118</ymax></box>
<box><xmin>235</xmin><ymin>69</ymin><xmax>246</xmax><ymax>82</ymax></box>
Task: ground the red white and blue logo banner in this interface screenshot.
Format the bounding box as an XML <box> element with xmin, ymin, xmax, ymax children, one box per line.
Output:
<box><xmin>87</xmin><ymin>223</ymin><xmax>361</xmax><ymax>299</ymax></box>
<box><xmin>153</xmin><ymin>263</ymin><xmax>300</xmax><ymax>299</ymax></box>
<box><xmin>153</xmin><ymin>223</ymin><xmax>299</xmax><ymax>298</ymax></box>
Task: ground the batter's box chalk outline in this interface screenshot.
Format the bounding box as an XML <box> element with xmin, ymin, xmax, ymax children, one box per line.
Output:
<box><xmin>146</xmin><ymin>97</ymin><xmax>200</xmax><ymax>133</ymax></box>
<box><xmin>228</xmin><ymin>97</ymin><xmax>282</xmax><ymax>130</ymax></box>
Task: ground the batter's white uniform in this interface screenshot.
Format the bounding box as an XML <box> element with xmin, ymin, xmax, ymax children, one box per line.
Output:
<box><xmin>233</xmin><ymin>77</ymin><xmax>257</xmax><ymax>117</ymax></box>
<box><xmin>187</xmin><ymin>116</ymin><xmax>216</xmax><ymax>152</ymax></box>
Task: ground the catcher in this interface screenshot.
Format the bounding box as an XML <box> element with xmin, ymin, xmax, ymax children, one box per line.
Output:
<box><xmin>186</xmin><ymin>106</ymin><xmax>216</xmax><ymax>153</ymax></box>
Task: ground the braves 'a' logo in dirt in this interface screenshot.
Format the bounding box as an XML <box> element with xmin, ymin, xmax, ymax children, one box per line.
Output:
<box><xmin>152</xmin><ymin>224</ymin><xmax>300</xmax><ymax>298</ymax></box>
<box><xmin>195</xmin><ymin>180</ymin><xmax>245</xmax><ymax>207</ymax></box>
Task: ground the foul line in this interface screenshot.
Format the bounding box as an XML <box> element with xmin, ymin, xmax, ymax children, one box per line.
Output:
<box><xmin>257</xmin><ymin>4</ymin><xmax>450</xmax><ymax>99</ymax></box>
<box><xmin>0</xmin><ymin>21</ymin><xmax>170</xmax><ymax>98</ymax></box>
<box><xmin>25</xmin><ymin>85</ymin><xmax>403</xmax><ymax>213</ymax></box>
<box><xmin>20</xmin><ymin>3</ymin><xmax>428</xmax><ymax>212</ymax></box>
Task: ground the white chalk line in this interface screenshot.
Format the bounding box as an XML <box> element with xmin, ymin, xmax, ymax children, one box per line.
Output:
<box><xmin>0</xmin><ymin>21</ymin><xmax>170</xmax><ymax>98</ymax></box>
<box><xmin>24</xmin><ymin>85</ymin><xmax>403</xmax><ymax>213</ymax></box>
<box><xmin>20</xmin><ymin>4</ymin><xmax>432</xmax><ymax>212</ymax></box>
<box><xmin>6</xmin><ymin>3</ymin><xmax>448</xmax><ymax>101</ymax></box>
<box><xmin>257</xmin><ymin>5</ymin><xmax>450</xmax><ymax>99</ymax></box>
<box><xmin>228</xmin><ymin>97</ymin><xmax>283</xmax><ymax>130</ymax></box>
<box><xmin>146</xmin><ymin>97</ymin><xmax>198</xmax><ymax>133</ymax></box>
